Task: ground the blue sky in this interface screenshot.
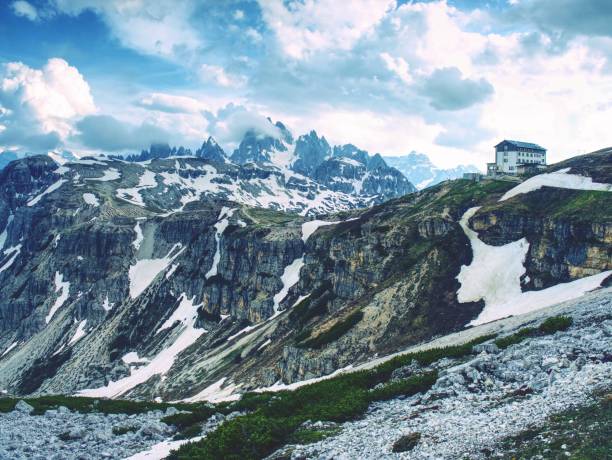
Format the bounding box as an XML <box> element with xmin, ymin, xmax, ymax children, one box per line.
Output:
<box><xmin>1</xmin><ymin>0</ymin><xmax>611</xmax><ymax>168</ymax></box>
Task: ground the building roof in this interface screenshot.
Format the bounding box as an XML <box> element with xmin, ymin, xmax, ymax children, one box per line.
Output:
<box><xmin>495</xmin><ymin>140</ymin><xmax>546</xmax><ymax>151</ymax></box>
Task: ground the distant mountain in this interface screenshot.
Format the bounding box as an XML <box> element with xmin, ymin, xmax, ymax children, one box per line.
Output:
<box><xmin>117</xmin><ymin>119</ymin><xmax>416</xmax><ymax>206</ymax></box>
<box><xmin>383</xmin><ymin>152</ymin><xmax>480</xmax><ymax>190</ymax></box>
<box><xmin>226</xmin><ymin>122</ymin><xmax>416</xmax><ymax>199</ymax></box>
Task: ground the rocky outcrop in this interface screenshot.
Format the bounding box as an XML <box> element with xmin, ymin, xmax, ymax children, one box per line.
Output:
<box><xmin>0</xmin><ymin>149</ymin><xmax>609</xmax><ymax>402</ymax></box>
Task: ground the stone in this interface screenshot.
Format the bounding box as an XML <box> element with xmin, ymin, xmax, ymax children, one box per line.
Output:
<box><xmin>392</xmin><ymin>432</ymin><xmax>421</xmax><ymax>452</ymax></box>
<box><xmin>14</xmin><ymin>400</ymin><xmax>34</xmax><ymax>414</ymax></box>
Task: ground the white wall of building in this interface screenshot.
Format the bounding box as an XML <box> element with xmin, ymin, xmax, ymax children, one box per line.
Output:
<box><xmin>496</xmin><ymin>148</ymin><xmax>546</xmax><ymax>174</ymax></box>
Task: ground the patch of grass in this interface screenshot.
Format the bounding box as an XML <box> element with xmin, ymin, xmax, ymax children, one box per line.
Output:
<box><xmin>161</xmin><ymin>406</ymin><xmax>217</xmax><ymax>431</ymax></box>
<box><xmin>370</xmin><ymin>371</ymin><xmax>438</xmax><ymax>402</ymax></box>
<box><xmin>494</xmin><ymin>327</ymin><xmax>536</xmax><ymax>349</ymax></box>
<box><xmin>289</xmin><ymin>426</ymin><xmax>342</xmax><ymax>445</ymax></box>
<box><xmin>173</xmin><ymin>423</ymin><xmax>203</xmax><ymax>440</ymax></box>
<box><xmin>297</xmin><ymin>310</ymin><xmax>364</xmax><ymax>349</ymax></box>
<box><xmin>539</xmin><ymin>315</ymin><xmax>573</xmax><ymax>334</ymax></box>
<box><xmin>494</xmin><ymin>315</ymin><xmax>574</xmax><ymax>350</ymax></box>
<box><xmin>171</xmin><ymin>334</ymin><xmax>496</xmax><ymax>459</ymax></box>
<box><xmin>0</xmin><ymin>395</ymin><xmax>190</xmax><ymax>416</ymax></box>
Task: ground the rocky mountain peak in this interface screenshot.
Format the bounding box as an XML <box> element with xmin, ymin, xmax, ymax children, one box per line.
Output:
<box><xmin>196</xmin><ymin>136</ymin><xmax>226</xmax><ymax>163</ymax></box>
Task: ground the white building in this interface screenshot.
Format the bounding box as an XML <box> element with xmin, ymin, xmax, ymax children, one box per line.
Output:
<box><xmin>487</xmin><ymin>140</ymin><xmax>546</xmax><ymax>176</ymax></box>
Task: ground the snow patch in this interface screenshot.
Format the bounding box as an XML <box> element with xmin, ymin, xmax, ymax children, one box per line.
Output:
<box><xmin>205</xmin><ymin>207</ymin><xmax>236</xmax><ymax>279</ymax></box>
<box><xmin>1</xmin><ymin>341</ymin><xmax>18</xmax><ymax>357</ymax></box>
<box><xmin>68</xmin><ymin>320</ymin><xmax>88</xmax><ymax>345</ymax></box>
<box><xmin>0</xmin><ymin>244</ymin><xmax>21</xmax><ymax>273</ymax></box>
<box><xmin>180</xmin><ymin>377</ymin><xmax>241</xmax><ymax>403</ymax></box>
<box><xmin>500</xmin><ymin>168</ymin><xmax>612</xmax><ymax>201</ymax></box>
<box><xmin>116</xmin><ymin>169</ymin><xmax>157</xmax><ymax>207</ymax></box>
<box><xmin>156</xmin><ymin>293</ymin><xmax>202</xmax><ymax>333</ymax></box>
<box><xmin>78</xmin><ymin>294</ymin><xmax>206</xmax><ymax>398</ymax></box>
<box><xmin>457</xmin><ymin>207</ymin><xmax>611</xmax><ymax>325</ymax></box>
<box><xmin>456</xmin><ymin>207</ymin><xmax>529</xmax><ymax>311</ymax></box>
<box><xmin>102</xmin><ymin>295</ymin><xmax>113</xmax><ymax>312</ymax></box>
<box><xmin>132</xmin><ymin>222</ymin><xmax>144</xmax><ymax>251</ymax></box>
<box><xmin>122</xmin><ymin>352</ymin><xmax>149</xmax><ymax>365</ymax></box>
<box><xmin>0</xmin><ymin>213</ymin><xmax>13</xmax><ymax>250</ymax></box>
<box><xmin>272</xmin><ymin>256</ymin><xmax>304</xmax><ymax>316</ymax></box>
<box><xmin>85</xmin><ymin>167</ymin><xmax>121</xmax><ymax>182</ymax></box>
<box><xmin>27</xmin><ymin>179</ymin><xmax>67</xmax><ymax>206</ymax></box>
<box><xmin>123</xmin><ymin>436</ymin><xmax>205</xmax><ymax>460</ymax></box>
<box><xmin>128</xmin><ymin>244</ymin><xmax>184</xmax><ymax>298</ymax></box>
<box><xmin>45</xmin><ymin>271</ymin><xmax>70</xmax><ymax>323</ymax></box>
<box><xmin>82</xmin><ymin>192</ymin><xmax>100</xmax><ymax>207</ymax></box>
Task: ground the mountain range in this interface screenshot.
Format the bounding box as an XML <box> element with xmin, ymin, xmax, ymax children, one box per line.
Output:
<box><xmin>383</xmin><ymin>152</ymin><xmax>480</xmax><ymax>190</ymax></box>
<box><xmin>0</xmin><ymin>134</ymin><xmax>610</xmax><ymax>458</ymax></box>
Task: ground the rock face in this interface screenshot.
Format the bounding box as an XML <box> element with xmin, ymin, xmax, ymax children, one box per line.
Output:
<box><xmin>0</xmin><ymin>148</ymin><xmax>609</xmax><ymax>403</ymax></box>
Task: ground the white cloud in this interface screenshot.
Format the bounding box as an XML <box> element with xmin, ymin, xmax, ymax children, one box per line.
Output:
<box><xmin>204</xmin><ymin>104</ymin><xmax>282</xmax><ymax>150</ymax></box>
<box><xmin>135</xmin><ymin>93</ymin><xmax>204</xmax><ymax>114</ymax></box>
<box><xmin>200</xmin><ymin>64</ymin><xmax>247</xmax><ymax>88</ymax></box>
<box><xmin>11</xmin><ymin>0</ymin><xmax>39</xmax><ymax>21</ymax></box>
<box><xmin>50</xmin><ymin>0</ymin><xmax>201</xmax><ymax>58</ymax></box>
<box><xmin>233</xmin><ymin>9</ymin><xmax>244</xmax><ymax>20</ymax></box>
<box><xmin>380</xmin><ymin>52</ymin><xmax>412</xmax><ymax>84</ymax></box>
<box><xmin>0</xmin><ymin>58</ymin><xmax>95</xmax><ymax>151</ymax></box>
<box><xmin>258</xmin><ymin>0</ymin><xmax>396</xmax><ymax>59</ymax></box>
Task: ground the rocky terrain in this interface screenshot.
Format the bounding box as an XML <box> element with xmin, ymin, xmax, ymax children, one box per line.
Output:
<box><xmin>276</xmin><ymin>287</ymin><xmax>612</xmax><ymax>459</ymax></box>
<box><xmin>0</xmin><ymin>145</ymin><xmax>610</xmax><ymax>427</ymax></box>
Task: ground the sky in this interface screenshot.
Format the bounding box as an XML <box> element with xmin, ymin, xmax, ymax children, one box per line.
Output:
<box><xmin>0</xmin><ymin>0</ymin><xmax>611</xmax><ymax>169</ymax></box>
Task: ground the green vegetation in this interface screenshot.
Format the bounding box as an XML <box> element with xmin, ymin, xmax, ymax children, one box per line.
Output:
<box><xmin>495</xmin><ymin>315</ymin><xmax>574</xmax><ymax>349</ymax></box>
<box><xmin>297</xmin><ymin>310</ymin><xmax>364</xmax><ymax>349</ymax></box>
<box><xmin>500</xmin><ymin>394</ymin><xmax>612</xmax><ymax>459</ymax></box>
<box><xmin>494</xmin><ymin>327</ymin><xmax>536</xmax><ymax>349</ymax></box>
<box><xmin>539</xmin><ymin>315</ymin><xmax>573</xmax><ymax>334</ymax></box>
<box><xmin>430</xmin><ymin>179</ymin><xmax>515</xmax><ymax>210</ymax></box>
<box><xmin>0</xmin><ymin>395</ymin><xmax>190</xmax><ymax>416</ymax></box>
<box><xmin>289</xmin><ymin>426</ymin><xmax>342</xmax><ymax>445</ymax></box>
<box><xmin>370</xmin><ymin>371</ymin><xmax>438</xmax><ymax>401</ymax></box>
<box><xmin>242</xmin><ymin>207</ymin><xmax>300</xmax><ymax>227</ymax></box>
<box><xmin>169</xmin><ymin>334</ymin><xmax>495</xmax><ymax>459</ymax></box>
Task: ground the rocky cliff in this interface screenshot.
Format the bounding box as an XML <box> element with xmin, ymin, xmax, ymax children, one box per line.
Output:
<box><xmin>0</xmin><ymin>148</ymin><xmax>610</xmax><ymax>404</ymax></box>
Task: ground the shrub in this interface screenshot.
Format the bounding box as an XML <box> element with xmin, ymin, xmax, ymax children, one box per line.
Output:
<box><xmin>539</xmin><ymin>315</ymin><xmax>573</xmax><ymax>334</ymax></box>
<box><xmin>370</xmin><ymin>371</ymin><xmax>438</xmax><ymax>402</ymax></box>
<box><xmin>495</xmin><ymin>327</ymin><xmax>536</xmax><ymax>349</ymax></box>
<box><xmin>289</xmin><ymin>426</ymin><xmax>341</xmax><ymax>444</ymax></box>
<box><xmin>173</xmin><ymin>423</ymin><xmax>203</xmax><ymax>440</ymax></box>
<box><xmin>172</xmin><ymin>334</ymin><xmax>496</xmax><ymax>459</ymax></box>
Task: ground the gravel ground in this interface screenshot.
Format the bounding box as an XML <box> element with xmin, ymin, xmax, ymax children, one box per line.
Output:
<box><xmin>0</xmin><ymin>406</ymin><xmax>177</xmax><ymax>460</ymax></box>
<box><xmin>280</xmin><ymin>288</ymin><xmax>612</xmax><ymax>459</ymax></box>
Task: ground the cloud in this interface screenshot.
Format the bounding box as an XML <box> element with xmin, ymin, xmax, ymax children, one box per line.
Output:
<box><xmin>0</xmin><ymin>58</ymin><xmax>95</xmax><ymax>152</ymax></box>
<box><xmin>49</xmin><ymin>0</ymin><xmax>201</xmax><ymax>59</ymax></box>
<box><xmin>380</xmin><ymin>52</ymin><xmax>412</xmax><ymax>84</ymax></box>
<box><xmin>508</xmin><ymin>0</ymin><xmax>612</xmax><ymax>38</ymax></box>
<box><xmin>204</xmin><ymin>104</ymin><xmax>282</xmax><ymax>149</ymax></box>
<box><xmin>421</xmin><ymin>67</ymin><xmax>494</xmax><ymax>111</ymax></box>
<box><xmin>135</xmin><ymin>93</ymin><xmax>204</xmax><ymax>113</ymax></box>
<box><xmin>74</xmin><ymin>115</ymin><xmax>170</xmax><ymax>151</ymax></box>
<box><xmin>11</xmin><ymin>0</ymin><xmax>39</xmax><ymax>21</ymax></box>
<box><xmin>200</xmin><ymin>64</ymin><xmax>247</xmax><ymax>87</ymax></box>
<box><xmin>258</xmin><ymin>0</ymin><xmax>396</xmax><ymax>59</ymax></box>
